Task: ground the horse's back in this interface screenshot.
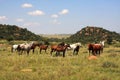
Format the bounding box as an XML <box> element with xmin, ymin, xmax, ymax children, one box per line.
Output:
<box><xmin>93</xmin><ymin>44</ymin><xmax>102</xmax><ymax>50</ymax></box>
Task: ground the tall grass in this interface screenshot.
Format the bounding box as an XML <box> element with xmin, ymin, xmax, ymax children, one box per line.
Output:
<box><xmin>0</xmin><ymin>45</ymin><xmax>120</xmax><ymax>80</ymax></box>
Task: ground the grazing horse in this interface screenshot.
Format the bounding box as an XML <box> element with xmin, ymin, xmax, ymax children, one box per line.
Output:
<box><xmin>88</xmin><ymin>41</ymin><xmax>105</xmax><ymax>56</ymax></box>
<box><xmin>39</xmin><ymin>44</ymin><xmax>48</xmax><ymax>53</ymax></box>
<box><xmin>11</xmin><ymin>44</ymin><xmax>19</xmax><ymax>52</ymax></box>
<box><xmin>55</xmin><ymin>44</ymin><xmax>70</xmax><ymax>57</ymax></box>
<box><xmin>68</xmin><ymin>42</ymin><xmax>81</xmax><ymax>55</ymax></box>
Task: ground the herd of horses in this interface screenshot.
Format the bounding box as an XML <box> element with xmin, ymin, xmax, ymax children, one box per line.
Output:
<box><xmin>11</xmin><ymin>41</ymin><xmax>105</xmax><ymax>57</ymax></box>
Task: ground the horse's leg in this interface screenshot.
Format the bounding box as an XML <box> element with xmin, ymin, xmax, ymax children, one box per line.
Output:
<box><xmin>63</xmin><ymin>51</ymin><xmax>65</xmax><ymax>57</ymax></box>
<box><xmin>50</xmin><ymin>49</ymin><xmax>53</xmax><ymax>55</ymax></box>
<box><xmin>76</xmin><ymin>51</ymin><xmax>78</xmax><ymax>55</ymax></box>
<box><xmin>45</xmin><ymin>49</ymin><xmax>47</xmax><ymax>53</ymax></box>
<box><xmin>32</xmin><ymin>49</ymin><xmax>34</xmax><ymax>54</ymax></box>
<box><xmin>73</xmin><ymin>49</ymin><xmax>75</xmax><ymax>55</ymax></box>
<box><xmin>56</xmin><ymin>51</ymin><xmax>58</xmax><ymax>56</ymax></box>
<box><xmin>98</xmin><ymin>50</ymin><xmax>100</xmax><ymax>56</ymax></box>
<box><xmin>40</xmin><ymin>49</ymin><xmax>42</xmax><ymax>54</ymax></box>
<box><xmin>27</xmin><ymin>50</ymin><xmax>29</xmax><ymax>56</ymax></box>
<box><xmin>92</xmin><ymin>49</ymin><xmax>96</xmax><ymax>56</ymax></box>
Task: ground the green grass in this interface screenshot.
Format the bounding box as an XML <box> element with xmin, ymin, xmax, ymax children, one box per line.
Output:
<box><xmin>0</xmin><ymin>45</ymin><xmax>120</xmax><ymax>80</ymax></box>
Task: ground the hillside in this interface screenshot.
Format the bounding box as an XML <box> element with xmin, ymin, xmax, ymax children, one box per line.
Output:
<box><xmin>66</xmin><ymin>26</ymin><xmax>120</xmax><ymax>43</ymax></box>
<box><xmin>0</xmin><ymin>24</ymin><xmax>43</xmax><ymax>41</ymax></box>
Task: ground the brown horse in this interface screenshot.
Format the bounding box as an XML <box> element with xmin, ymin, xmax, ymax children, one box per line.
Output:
<box><xmin>88</xmin><ymin>43</ymin><xmax>103</xmax><ymax>56</ymax></box>
<box><xmin>39</xmin><ymin>44</ymin><xmax>48</xmax><ymax>53</ymax></box>
<box><xmin>30</xmin><ymin>42</ymin><xmax>41</xmax><ymax>53</ymax></box>
<box><xmin>50</xmin><ymin>42</ymin><xmax>65</xmax><ymax>55</ymax></box>
<box><xmin>88</xmin><ymin>43</ymin><xmax>94</xmax><ymax>55</ymax></box>
<box><xmin>51</xmin><ymin>43</ymin><xmax>70</xmax><ymax>57</ymax></box>
<box><xmin>55</xmin><ymin>44</ymin><xmax>70</xmax><ymax>57</ymax></box>
<box><xmin>50</xmin><ymin>45</ymin><xmax>58</xmax><ymax>55</ymax></box>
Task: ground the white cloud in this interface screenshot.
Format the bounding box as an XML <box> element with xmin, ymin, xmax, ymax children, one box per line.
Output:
<box><xmin>51</xmin><ymin>14</ymin><xmax>59</xmax><ymax>18</ymax></box>
<box><xmin>22</xmin><ymin>3</ymin><xmax>33</xmax><ymax>8</ymax></box>
<box><xmin>23</xmin><ymin>22</ymin><xmax>40</xmax><ymax>27</ymax></box>
<box><xmin>28</xmin><ymin>10</ymin><xmax>45</xmax><ymax>16</ymax></box>
<box><xmin>16</xmin><ymin>18</ymin><xmax>24</xmax><ymax>22</ymax></box>
<box><xmin>0</xmin><ymin>16</ymin><xmax>8</xmax><ymax>21</ymax></box>
<box><xmin>59</xmin><ymin>9</ymin><xmax>69</xmax><ymax>15</ymax></box>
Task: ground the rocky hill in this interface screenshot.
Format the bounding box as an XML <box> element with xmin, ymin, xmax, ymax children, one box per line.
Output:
<box><xmin>66</xmin><ymin>26</ymin><xmax>120</xmax><ymax>43</ymax></box>
<box><xmin>0</xmin><ymin>24</ymin><xmax>43</xmax><ymax>41</ymax></box>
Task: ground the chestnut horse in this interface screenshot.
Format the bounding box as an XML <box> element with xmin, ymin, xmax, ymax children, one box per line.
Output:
<box><xmin>50</xmin><ymin>42</ymin><xmax>70</xmax><ymax>57</ymax></box>
<box><xmin>88</xmin><ymin>41</ymin><xmax>104</xmax><ymax>56</ymax></box>
<box><xmin>50</xmin><ymin>42</ymin><xmax>65</xmax><ymax>55</ymax></box>
<box><xmin>55</xmin><ymin>44</ymin><xmax>70</xmax><ymax>57</ymax></box>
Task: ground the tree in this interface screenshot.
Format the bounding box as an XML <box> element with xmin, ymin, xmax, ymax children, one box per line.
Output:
<box><xmin>107</xmin><ymin>35</ymin><xmax>113</xmax><ymax>45</ymax></box>
<box><xmin>6</xmin><ymin>36</ymin><xmax>14</xmax><ymax>42</ymax></box>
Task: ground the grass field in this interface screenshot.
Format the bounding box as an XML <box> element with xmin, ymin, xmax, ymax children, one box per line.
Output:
<box><xmin>0</xmin><ymin>43</ymin><xmax>120</xmax><ymax>80</ymax></box>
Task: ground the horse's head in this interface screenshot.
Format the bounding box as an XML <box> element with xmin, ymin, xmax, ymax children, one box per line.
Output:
<box><xmin>65</xmin><ymin>43</ymin><xmax>70</xmax><ymax>47</ymax></box>
<box><xmin>100</xmin><ymin>41</ymin><xmax>105</xmax><ymax>47</ymax></box>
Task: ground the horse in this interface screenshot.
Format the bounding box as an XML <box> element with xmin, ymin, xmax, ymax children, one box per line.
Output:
<box><xmin>73</xmin><ymin>45</ymin><xmax>80</xmax><ymax>55</ymax></box>
<box><xmin>55</xmin><ymin>44</ymin><xmax>70</xmax><ymax>57</ymax></box>
<box><xmin>30</xmin><ymin>41</ymin><xmax>41</xmax><ymax>53</ymax></box>
<box><xmin>68</xmin><ymin>42</ymin><xmax>81</xmax><ymax>55</ymax></box>
<box><xmin>50</xmin><ymin>42</ymin><xmax>65</xmax><ymax>55</ymax></box>
<box><xmin>88</xmin><ymin>41</ymin><xmax>105</xmax><ymax>56</ymax></box>
<box><xmin>39</xmin><ymin>44</ymin><xmax>48</xmax><ymax>54</ymax></box>
<box><xmin>17</xmin><ymin>42</ymin><xmax>33</xmax><ymax>55</ymax></box>
<box><xmin>11</xmin><ymin>44</ymin><xmax>19</xmax><ymax>52</ymax></box>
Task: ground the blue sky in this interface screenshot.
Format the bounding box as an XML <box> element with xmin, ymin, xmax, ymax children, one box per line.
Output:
<box><xmin>0</xmin><ymin>0</ymin><xmax>120</xmax><ymax>34</ymax></box>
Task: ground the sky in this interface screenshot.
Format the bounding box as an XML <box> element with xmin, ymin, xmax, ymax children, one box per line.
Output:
<box><xmin>0</xmin><ymin>0</ymin><xmax>120</xmax><ymax>34</ymax></box>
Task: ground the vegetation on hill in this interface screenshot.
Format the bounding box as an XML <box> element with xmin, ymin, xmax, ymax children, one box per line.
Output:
<box><xmin>0</xmin><ymin>24</ymin><xmax>43</xmax><ymax>41</ymax></box>
<box><xmin>0</xmin><ymin>24</ymin><xmax>120</xmax><ymax>44</ymax></box>
<box><xmin>66</xmin><ymin>26</ymin><xmax>120</xmax><ymax>44</ymax></box>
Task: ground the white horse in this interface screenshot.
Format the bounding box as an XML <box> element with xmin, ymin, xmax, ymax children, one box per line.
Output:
<box><xmin>68</xmin><ymin>42</ymin><xmax>81</xmax><ymax>55</ymax></box>
<box><xmin>99</xmin><ymin>41</ymin><xmax>105</xmax><ymax>53</ymax></box>
<box><xmin>11</xmin><ymin>44</ymin><xmax>19</xmax><ymax>52</ymax></box>
<box><xmin>17</xmin><ymin>42</ymin><xmax>33</xmax><ymax>55</ymax></box>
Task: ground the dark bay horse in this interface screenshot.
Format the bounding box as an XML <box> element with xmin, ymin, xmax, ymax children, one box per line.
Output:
<box><xmin>39</xmin><ymin>44</ymin><xmax>48</xmax><ymax>54</ymax></box>
<box><xmin>30</xmin><ymin>42</ymin><xmax>41</xmax><ymax>53</ymax></box>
